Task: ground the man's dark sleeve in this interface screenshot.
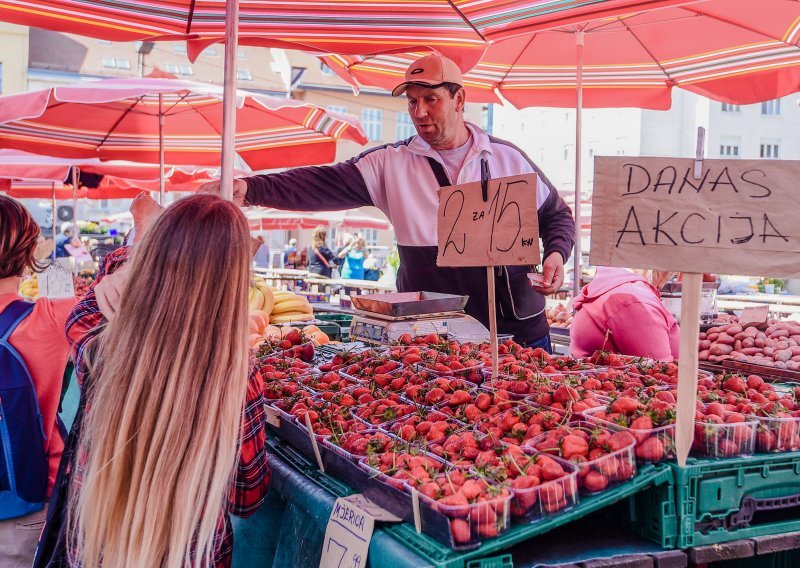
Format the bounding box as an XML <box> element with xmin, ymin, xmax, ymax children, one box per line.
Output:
<box><xmin>244</xmin><ymin>160</ymin><xmax>373</xmax><ymax>210</ymax></box>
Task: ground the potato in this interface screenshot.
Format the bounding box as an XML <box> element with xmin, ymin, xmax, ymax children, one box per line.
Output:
<box><xmin>699</xmin><ymin>349</ymin><xmax>710</xmax><ymax>360</ymax></box>
<box><xmin>717</xmin><ymin>333</ymin><xmax>736</xmax><ymax>345</ymax></box>
<box><xmin>771</xmin><ymin>329</ymin><xmax>790</xmax><ymax>338</ymax></box>
<box><xmin>699</xmin><ymin>339</ymin><xmax>711</xmax><ymax>350</ymax></box>
<box><xmin>774</xmin><ymin>349</ymin><xmax>793</xmax><ymax>362</ymax></box>
<box><xmin>755</xmin><ymin>338</ymin><xmax>766</xmax><ymax>348</ymax></box>
<box><xmin>742</xmin><ymin>337</ymin><xmax>755</xmax><ymax>348</ymax></box>
<box><xmin>710</xmin><ymin>343</ymin><xmax>734</xmax><ymax>356</ymax></box>
<box><xmin>741</xmin><ymin>348</ymin><xmax>760</xmax><ymax>355</ymax></box>
<box><xmin>707</xmin><ymin>333</ymin><xmax>719</xmax><ymax>342</ymax></box>
<box><xmin>726</xmin><ymin>325</ymin><xmax>743</xmax><ymax>335</ymax></box>
<box><xmin>699</xmin><ymin>332</ymin><xmax>707</xmax><ymax>340</ymax></box>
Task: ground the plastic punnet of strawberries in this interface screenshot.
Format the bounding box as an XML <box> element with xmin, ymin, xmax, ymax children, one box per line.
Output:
<box><xmin>360</xmin><ymin>450</ymin><xmax>444</xmax><ymax>491</ymax></box>
<box><xmin>526</xmin><ymin>422</ymin><xmax>637</xmax><ymax>494</ymax></box>
<box><xmin>299</xmin><ymin>371</ymin><xmax>357</xmax><ymax>393</ymax></box>
<box><xmin>475</xmin><ymin>403</ymin><xmax>565</xmax><ymax>446</ymax></box>
<box><xmin>324</xmin><ymin>429</ymin><xmax>396</xmax><ymax>460</ymax></box>
<box><xmin>585</xmin><ymin>394</ymin><xmax>677</xmax><ymax>463</ymax></box>
<box><xmin>415</xmin><ymin>469</ymin><xmax>511</xmax><ymax>546</ymax></box>
<box><xmin>385</xmin><ymin>412</ymin><xmax>465</xmax><ymax>448</ymax></box>
<box><xmin>693</xmin><ymin>402</ymin><xmax>757</xmax><ymax>458</ymax></box>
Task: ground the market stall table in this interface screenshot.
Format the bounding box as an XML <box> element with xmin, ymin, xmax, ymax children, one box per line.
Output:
<box><xmin>232</xmin><ymin>444</ymin><xmax>800</xmax><ymax>568</ymax></box>
<box><xmin>253</xmin><ymin>267</ymin><xmax>309</xmax><ymax>288</ymax></box>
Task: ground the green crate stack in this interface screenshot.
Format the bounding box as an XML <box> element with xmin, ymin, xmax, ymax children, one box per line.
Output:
<box><xmin>315</xmin><ymin>313</ymin><xmax>353</xmax><ymax>341</ymax></box>
<box><xmin>611</xmin><ymin>468</ymin><xmax>678</xmax><ymax>548</ymax></box>
<box><xmin>622</xmin><ymin>453</ymin><xmax>800</xmax><ymax>549</ymax></box>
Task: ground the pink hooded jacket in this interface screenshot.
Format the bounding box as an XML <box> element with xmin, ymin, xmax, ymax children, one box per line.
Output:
<box><xmin>569</xmin><ymin>267</ymin><xmax>680</xmax><ymax>361</ymax></box>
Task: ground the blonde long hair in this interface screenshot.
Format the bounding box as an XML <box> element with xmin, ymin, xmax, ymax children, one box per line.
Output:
<box><xmin>68</xmin><ymin>195</ymin><xmax>252</xmax><ymax>568</ymax></box>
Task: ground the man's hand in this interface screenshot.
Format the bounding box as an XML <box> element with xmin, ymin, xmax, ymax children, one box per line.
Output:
<box><xmin>94</xmin><ymin>265</ymin><xmax>131</xmax><ymax>321</ymax></box>
<box><xmin>130</xmin><ymin>192</ymin><xmax>163</xmax><ymax>239</ymax></box>
<box><xmin>531</xmin><ymin>252</ymin><xmax>565</xmax><ymax>295</ymax></box>
<box><xmin>198</xmin><ymin>178</ymin><xmax>248</xmax><ymax>207</ymax></box>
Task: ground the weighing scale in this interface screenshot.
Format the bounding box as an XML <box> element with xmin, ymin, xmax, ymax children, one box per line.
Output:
<box><xmin>349</xmin><ymin>292</ymin><xmax>492</xmax><ymax>345</ymax></box>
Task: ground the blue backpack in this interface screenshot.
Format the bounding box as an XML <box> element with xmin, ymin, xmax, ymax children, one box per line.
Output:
<box><xmin>0</xmin><ymin>300</ymin><xmax>48</xmax><ymax>520</ymax></box>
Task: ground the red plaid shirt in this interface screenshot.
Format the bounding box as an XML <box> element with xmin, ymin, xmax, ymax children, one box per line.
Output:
<box><xmin>66</xmin><ymin>247</ymin><xmax>270</xmax><ymax>567</ymax></box>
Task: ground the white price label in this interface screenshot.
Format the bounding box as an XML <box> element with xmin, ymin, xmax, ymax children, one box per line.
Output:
<box><xmin>38</xmin><ymin>265</ymin><xmax>75</xmax><ymax>299</ymax></box>
<box><xmin>319</xmin><ymin>495</ymin><xmax>400</xmax><ymax>568</ymax></box>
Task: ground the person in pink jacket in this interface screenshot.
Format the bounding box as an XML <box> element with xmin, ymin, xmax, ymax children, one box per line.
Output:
<box><xmin>570</xmin><ymin>267</ymin><xmax>679</xmax><ymax>361</ymax></box>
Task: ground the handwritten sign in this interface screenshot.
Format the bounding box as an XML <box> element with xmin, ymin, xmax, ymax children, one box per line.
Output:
<box><xmin>740</xmin><ymin>304</ymin><xmax>769</xmax><ymax>327</ymax></box>
<box><xmin>590</xmin><ymin>157</ymin><xmax>800</xmax><ymax>277</ymax></box>
<box><xmin>319</xmin><ymin>495</ymin><xmax>401</xmax><ymax>568</ymax></box>
<box><xmin>436</xmin><ymin>174</ymin><xmax>540</xmax><ymax>267</ymax></box>
<box><xmin>38</xmin><ymin>265</ymin><xmax>75</xmax><ymax>299</ymax></box>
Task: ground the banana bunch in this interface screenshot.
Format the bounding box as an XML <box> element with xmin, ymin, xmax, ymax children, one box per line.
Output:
<box><xmin>249</xmin><ymin>275</ymin><xmax>275</xmax><ymax>313</ymax></box>
<box><xmin>269</xmin><ymin>290</ymin><xmax>313</xmax><ymax>324</ymax></box>
<box><xmin>19</xmin><ymin>276</ymin><xmax>39</xmax><ymax>300</ymax></box>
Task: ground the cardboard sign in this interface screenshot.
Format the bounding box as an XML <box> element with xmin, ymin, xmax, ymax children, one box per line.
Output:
<box><xmin>436</xmin><ymin>174</ymin><xmax>540</xmax><ymax>267</ymax></box>
<box><xmin>38</xmin><ymin>264</ymin><xmax>75</xmax><ymax>299</ymax></box>
<box><xmin>590</xmin><ymin>158</ymin><xmax>800</xmax><ymax>277</ymax></box>
<box><xmin>740</xmin><ymin>304</ymin><xmax>769</xmax><ymax>327</ymax></box>
<box><xmin>319</xmin><ymin>495</ymin><xmax>401</xmax><ymax>568</ymax></box>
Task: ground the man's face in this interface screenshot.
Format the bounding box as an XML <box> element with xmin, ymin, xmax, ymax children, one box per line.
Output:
<box><xmin>406</xmin><ymin>85</ymin><xmax>465</xmax><ymax>149</ymax></box>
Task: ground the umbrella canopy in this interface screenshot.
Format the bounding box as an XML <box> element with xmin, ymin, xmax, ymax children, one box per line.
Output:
<box><xmin>0</xmin><ymin>77</ymin><xmax>367</xmax><ymax>170</ymax></box>
<box><xmin>245</xmin><ymin>207</ymin><xmax>391</xmax><ymax>231</ymax></box>
<box><xmin>322</xmin><ymin>0</ymin><xmax>800</xmax><ymax>109</ymax></box>
<box><xmin>0</xmin><ymin>1</ymin><xmax>696</xmax><ymax>71</ymax></box>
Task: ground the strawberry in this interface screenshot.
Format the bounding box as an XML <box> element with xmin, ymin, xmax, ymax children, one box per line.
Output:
<box><xmin>606</xmin><ymin>431</ymin><xmax>636</xmax><ymax>452</ymax></box>
<box><xmin>583</xmin><ymin>470</ymin><xmax>609</xmax><ymax>492</ymax></box>
<box><xmin>723</xmin><ymin>376</ymin><xmax>747</xmax><ymax>394</ymax></box>
<box><xmin>610</xmin><ymin>397</ymin><xmax>640</xmax><ymax>414</ymax></box>
<box><xmin>475</xmin><ymin>392</ymin><xmax>492</xmax><ymax>411</ymax></box>
<box><xmin>560</xmin><ymin>435</ymin><xmax>589</xmax><ymax>459</ymax></box>
<box><xmin>635</xmin><ymin>436</ymin><xmax>666</xmax><ymax>462</ymax></box>
<box><xmin>448</xmin><ymin>390</ymin><xmax>473</xmax><ymax>406</ymax></box>
<box><xmin>449</xmin><ymin>519</ymin><xmax>471</xmax><ymax>544</ymax></box>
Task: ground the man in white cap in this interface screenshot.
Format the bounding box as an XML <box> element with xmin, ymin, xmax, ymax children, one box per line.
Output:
<box><xmin>201</xmin><ymin>54</ymin><xmax>575</xmax><ymax>349</ymax></box>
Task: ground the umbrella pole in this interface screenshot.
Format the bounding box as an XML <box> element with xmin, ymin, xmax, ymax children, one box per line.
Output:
<box><xmin>159</xmin><ymin>93</ymin><xmax>165</xmax><ymax>204</ymax></box>
<box><xmin>71</xmin><ymin>166</ymin><xmax>79</xmax><ymax>275</ymax></box>
<box><xmin>220</xmin><ymin>0</ymin><xmax>240</xmax><ymax>201</ymax></box>
<box><xmin>572</xmin><ymin>30</ymin><xmax>585</xmax><ymax>298</ymax></box>
<box><xmin>51</xmin><ymin>182</ymin><xmax>57</xmax><ymax>264</ymax></box>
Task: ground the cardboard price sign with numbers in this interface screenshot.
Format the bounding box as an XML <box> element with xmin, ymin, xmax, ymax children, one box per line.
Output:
<box><xmin>436</xmin><ymin>173</ymin><xmax>540</xmax><ymax>268</ymax></box>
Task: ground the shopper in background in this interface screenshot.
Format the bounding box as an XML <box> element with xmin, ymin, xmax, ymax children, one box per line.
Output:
<box><xmin>307</xmin><ymin>226</ymin><xmax>337</xmax><ymax>278</ymax></box>
<box><xmin>36</xmin><ymin>194</ymin><xmax>269</xmax><ymax>568</ymax></box>
<box><xmin>253</xmin><ymin>235</ymin><xmax>270</xmax><ymax>268</ymax></box>
<box><xmin>570</xmin><ymin>267</ymin><xmax>679</xmax><ymax>361</ymax></box>
<box><xmin>55</xmin><ymin>223</ymin><xmax>79</xmax><ymax>258</ymax></box>
<box><xmin>338</xmin><ymin>236</ymin><xmax>367</xmax><ymax>280</ymax></box>
<box><xmin>283</xmin><ymin>238</ymin><xmax>298</xmax><ymax>267</ymax></box>
<box><xmin>0</xmin><ymin>196</ymin><xmax>76</xmax><ymax>568</ymax></box>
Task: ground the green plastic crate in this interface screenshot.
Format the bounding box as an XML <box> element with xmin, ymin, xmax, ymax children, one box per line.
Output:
<box><xmin>315</xmin><ymin>313</ymin><xmax>352</xmax><ymax>340</ymax></box>
<box><xmin>313</xmin><ymin>321</ymin><xmax>341</xmax><ymax>341</ymax></box>
<box><xmin>671</xmin><ymin>452</ymin><xmax>800</xmax><ymax>548</ymax></box>
<box><xmin>611</xmin><ymin>468</ymin><xmax>678</xmax><ymax>548</ymax></box>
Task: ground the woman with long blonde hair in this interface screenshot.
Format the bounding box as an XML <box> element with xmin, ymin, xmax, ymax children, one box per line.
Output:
<box><xmin>306</xmin><ymin>225</ymin><xmax>337</xmax><ymax>278</ymax></box>
<box><xmin>49</xmin><ymin>194</ymin><xmax>269</xmax><ymax>568</ymax></box>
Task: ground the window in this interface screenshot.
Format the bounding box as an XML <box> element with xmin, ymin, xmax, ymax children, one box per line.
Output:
<box><xmin>202</xmin><ymin>46</ymin><xmax>218</xmax><ymax>57</ymax></box>
<box><xmin>237</xmin><ymin>69</ymin><xmax>253</xmax><ymax>81</ymax></box>
<box><xmin>326</xmin><ymin>105</ymin><xmax>347</xmax><ymax>115</ymax></box>
<box><xmin>721</xmin><ymin>103</ymin><xmax>740</xmax><ymax>112</ymax></box>
<box><xmin>361</xmin><ymin>108</ymin><xmax>382</xmax><ymax>141</ymax></box>
<box><xmin>760</xmin><ymin>143</ymin><xmax>779</xmax><ymax>159</ymax></box>
<box><xmin>237</xmin><ymin>49</ymin><xmax>247</xmax><ymax>60</ymax></box>
<box><xmin>115</xmin><ymin>58</ymin><xmax>131</xmax><ymax>70</ymax></box>
<box><xmin>165</xmin><ymin>62</ymin><xmax>180</xmax><ymax>74</ymax></box>
<box><xmin>100</xmin><ymin>199</ymin><xmax>110</xmax><ymax>209</ymax></box>
<box><xmin>97</xmin><ymin>39</ymin><xmax>112</xmax><ymax>46</ymax></box>
<box><xmin>395</xmin><ymin>112</ymin><xmax>415</xmax><ymax>139</ymax></box>
<box><xmin>720</xmin><ymin>144</ymin><xmax>739</xmax><ymax>157</ymax></box>
<box><xmin>101</xmin><ymin>57</ymin><xmax>116</xmax><ymax>68</ymax></box>
<box><xmin>178</xmin><ymin>64</ymin><xmax>193</xmax><ymax>76</ymax></box>
<box><xmin>362</xmin><ymin>229</ymin><xmax>379</xmax><ymax>247</ymax></box>
<box><xmin>481</xmin><ymin>105</ymin><xmax>492</xmax><ymax>133</ymax></box>
<box><xmin>172</xmin><ymin>43</ymin><xmax>187</xmax><ymax>55</ymax></box>
<box><xmin>320</xmin><ymin>62</ymin><xmax>335</xmax><ymax>75</ymax></box>
<box><xmin>761</xmin><ymin>99</ymin><xmax>781</xmax><ymax>115</ymax></box>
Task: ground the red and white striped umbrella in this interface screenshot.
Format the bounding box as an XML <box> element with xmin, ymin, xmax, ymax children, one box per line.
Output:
<box><xmin>0</xmin><ymin>77</ymin><xmax>367</xmax><ymax>170</ymax></box>
<box><xmin>323</xmin><ymin>0</ymin><xmax>800</xmax><ymax>108</ymax></box>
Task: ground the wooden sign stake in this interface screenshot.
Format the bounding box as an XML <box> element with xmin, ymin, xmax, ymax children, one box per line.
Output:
<box><xmin>487</xmin><ymin>267</ymin><xmax>499</xmax><ymax>381</ymax></box>
<box><xmin>410</xmin><ymin>487</ymin><xmax>422</xmax><ymax>534</ymax></box>
<box><xmin>304</xmin><ymin>412</ymin><xmax>325</xmax><ymax>472</ymax></box>
<box><xmin>675</xmin><ymin>127</ymin><xmax>705</xmax><ymax>466</ymax></box>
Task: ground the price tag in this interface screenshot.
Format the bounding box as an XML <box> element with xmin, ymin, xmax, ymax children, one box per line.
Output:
<box><xmin>38</xmin><ymin>264</ymin><xmax>75</xmax><ymax>299</ymax></box>
<box><xmin>319</xmin><ymin>495</ymin><xmax>401</xmax><ymax>568</ymax></box>
<box><xmin>436</xmin><ymin>173</ymin><xmax>540</xmax><ymax>267</ymax></box>
<box><xmin>263</xmin><ymin>406</ymin><xmax>281</xmax><ymax>428</ymax></box>
<box><xmin>740</xmin><ymin>304</ymin><xmax>769</xmax><ymax>327</ymax></box>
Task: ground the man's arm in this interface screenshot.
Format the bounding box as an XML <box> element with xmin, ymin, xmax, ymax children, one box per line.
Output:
<box><xmin>243</xmin><ymin>160</ymin><xmax>373</xmax><ymax>210</ymax></box>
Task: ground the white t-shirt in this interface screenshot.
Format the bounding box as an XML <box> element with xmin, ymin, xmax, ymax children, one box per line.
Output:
<box><xmin>435</xmin><ymin>135</ymin><xmax>472</xmax><ymax>184</ymax></box>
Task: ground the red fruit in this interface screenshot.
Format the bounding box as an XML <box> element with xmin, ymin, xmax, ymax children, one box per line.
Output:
<box><xmin>723</xmin><ymin>376</ymin><xmax>747</xmax><ymax>394</ymax></box>
<box><xmin>538</xmin><ymin>457</ymin><xmax>566</xmax><ymax>481</ymax></box>
<box><xmin>607</xmin><ymin>431</ymin><xmax>636</xmax><ymax>452</ymax></box>
<box><xmin>475</xmin><ymin>520</ymin><xmax>498</xmax><ymax>538</ymax></box>
<box><xmin>461</xmin><ymin>479</ymin><xmax>484</xmax><ymax>501</ymax></box>
<box><xmin>450</xmin><ymin>519</ymin><xmax>471</xmax><ymax>543</ymax></box>
<box><xmin>636</xmin><ymin>436</ymin><xmax>666</xmax><ymax>462</ymax></box>
<box><xmin>425</xmin><ymin>388</ymin><xmax>447</xmax><ymax>405</ymax></box>
<box><xmin>610</xmin><ymin>397</ymin><xmax>640</xmax><ymax>414</ymax></box>
<box><xmin>747</xmin><ymin>375</ymin><xmax>765</xmax><ymax>389</ymax></box>
<box><xmin>448</xmin><ymin>390</ymin><xmax>473</xmax><ymax>406</ymax></box>
<box><xmin>583</xmin><ymin>470</ymin><xmax>609</xmax><ymax>492</ymax></box>
<box><xmin>398</xmin><ymin>333</ymin><xmax>413</xmax><ymax>345</ymax></box>
<box><xmin>438</xmin><ymin>493</ymin><xmax>470</xmax><ymax>517</ymax></box>
<box><xmin>277</xmin><ymin>339</ymin><xmax>292</xmax><ymax>350</ymax></box>
<box><xmin>285</xmin><ymin>329</ymin><xmax>302</xmax><ymax>346</ymax></box>
<box><xmin>756</xmin><ymin>430</ymin><xmax>777</xmax><ymax>452</ymax></box>
<box><xmin>560</xmin><ymin>434</ymin><xmax>589</xmax><ymax>459</ymax></box>
<box><xmin>629</xmin><ymin>415</ymin><xmax>655</xmax><ymax>442</ymax></box>
<box><xmin>706</xmin><ymin>402</ymin><xmax>727</xmax><ymax>418</ymax></box>
<box><xmin>475</xmin><ymin>392</ymin><xmax>492</xmax><ymax>411</ymax></box>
